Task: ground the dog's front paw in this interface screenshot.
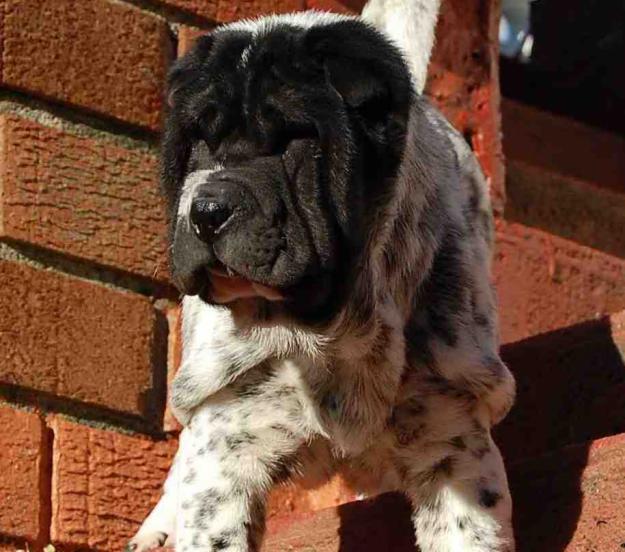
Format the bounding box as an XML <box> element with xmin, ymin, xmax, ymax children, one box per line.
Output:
<box><xmin>125</xmin><ymin>531</ymin><xmax>170</xmax><ymax>552</ymax></box>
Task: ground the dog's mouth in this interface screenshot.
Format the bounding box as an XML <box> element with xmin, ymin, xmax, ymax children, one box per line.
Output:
<box><xmin>197</xmin><ymin>263</ymin><xmax>284</xmax><ymax>305</ymax></box>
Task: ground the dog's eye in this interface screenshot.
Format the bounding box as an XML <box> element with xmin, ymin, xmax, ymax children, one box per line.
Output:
<box><xmin>202</xmin><ymin>104</ymin><xmax>218</xmax><ymax>127</ymax></box>
<box><xmin>192</xmin><ymin>103</ymin><xmax>223</xmax><ymax>148</ymax></box>
<box><xmin>272</xmin><ymin>125</ymin><xmax>317</xmax><ymax>155</ymax></box>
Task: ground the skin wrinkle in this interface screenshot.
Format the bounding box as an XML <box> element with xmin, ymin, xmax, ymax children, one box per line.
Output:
<box><xmin>278</xmin><ymin>146</ymin><xmax>323</xmax><ymax>275</ymax></box>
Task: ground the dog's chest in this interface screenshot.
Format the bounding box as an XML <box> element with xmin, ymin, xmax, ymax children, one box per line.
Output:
<box><xmin>301</xmin><ymin>331</ymin><xmax>406</xmax><ymax>455</ymax></box>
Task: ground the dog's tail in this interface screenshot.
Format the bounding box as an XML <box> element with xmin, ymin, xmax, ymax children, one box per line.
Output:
<box><xmin>361</xmin><ymin>0</ymin><xmax>441</xmax><ymax>94</ymax></box>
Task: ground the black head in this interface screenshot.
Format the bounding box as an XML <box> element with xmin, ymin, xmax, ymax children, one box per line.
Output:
<box><xmin>161</xmin><ymin>13</ymin><xmax>413</xmax><ymax>324</ymax></box>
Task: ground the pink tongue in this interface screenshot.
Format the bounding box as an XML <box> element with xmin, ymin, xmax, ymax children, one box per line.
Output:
<box><xmin>210</xmin><ymin>271</ymin><xmax>283</xmax><ymax>303</ymax></box>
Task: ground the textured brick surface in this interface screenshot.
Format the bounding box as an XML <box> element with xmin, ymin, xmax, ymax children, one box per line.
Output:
<box><xmin>50</xmin><ymin>417</ymin><xmax>177</xmax><ymax>551</ymax></box>
<box><xmin>502</xmin><ymin>100</ymin><xmax>625</xmax><ymax>259</ymax></box>
<box><xmin>0</xmin><ymin>544</ymin><xmax>29</xmax><ymax>552</ymax></box>
<box><xmin>426</xmin><ymin>0</ymin><xmax>504</xmax><ymax>213</ymax></box>
<box><xmin>505</xmin><ymin>161</ymin><xmax>625</xmax><ymax>259</ymax></box>
<box><xmin>494</xmin><ymin>221</ymin><xmax>625</xmax><ymax>344</ymax></box>
<box><xmin>511</xmin><ymin>434</ymin><xmax>625</xmax><ymax>552</ymax></box>
<box><xmin>0</xmin><ymin>404</ymin><xmax>48</xmax><ymax>546</ymax></box>
<box><xmin>267</xmin><ymin>474</ymin><xmax>357</xmax><ymax>521</ymax></box>
<box><xmin>496</xmin><ymin>311</ymin><xmax>625</xmax><ymax>462</ymax></box>
<box><xmin>162</xmin><ymin>303</ymin><xmax>183</xmax><ymax>433</ymax></box>
<box><xmin>0</xmin><ymin>260</ymin><xmax>165</xmax><ymax>422</ymax></box>
<box><xmin>155</xmin><ymin>0</ymin><xmax>304</xmax><ymax>22</ymax></box>
<box><xmin>0</xmin><ymin>113</ymin><xmax>168</xmax><ymax>281</ymax></box>
<box><xmin>264</xmin><ymin>492</ymin><xmax>414</xmax><ymax>552</ymax></box>
<box><xmin>0</xmin><ymin>0</ymin><xmax>172</xmax><ymax>130</ymax></box>
<box><xmin>502</xmin><ymin>99</ymin><xmax>625</xmax><ymax>196</ymax></box>
<box><xmin>306</xmin><ymin>0</ymin><xmax>363</xmax><ymax>12</ymax></box>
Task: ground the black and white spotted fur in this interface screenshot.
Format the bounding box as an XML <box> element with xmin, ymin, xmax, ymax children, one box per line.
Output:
<box><xmin>128</xmin><ymin>1</ymin><xmax>516</xmax><ymax>550</ymax></box>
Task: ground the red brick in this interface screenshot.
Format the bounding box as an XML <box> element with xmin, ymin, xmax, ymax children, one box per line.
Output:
<box><xmin>267</xmin><ymin>473</ymin><xmax>357</xmax><ymax>520</ymax></box>
<box><xmin>426</xmin><ymin>0</ymin><xmax>504</xmax><ymax>213</ymax></box>
<box><xmin>264</xmin><ymin>492</ymin><xmax>414</xmax><ymax>552</ymax></box>
<box><xmin>0</xmin><ymin>112</ymin><xmax>168</xmax><ymax>281</ymax></box>
<box><xmin>50</xmin><ymin>417</ymin><xmax>177</xmax><ymax>551</ymax></box>
<box><xmin>494</xmin><ymin>221</ymin><xmax>625</xmax><ymax>344</ymax></box>
<box><xmin>155</xmin><ymin>0</ymin><xmax>305</xmax><ymax>22</ymax></box>
<box><xmin>505</xmin><ymin>161</ymin><xmax>625</xmax><ymax>259</ymax></box>
<box><xmin>0</xmin><ymin>544</ymin><xmax>30</xmax><ymax>552</ymax></box>
<box><xmin>305</xmin><ymin>0</ymin><xmax>364</xmax><ymax>13</ymax></box>
<box><xmin>502</xmin><ymin>99</ymin><xmax>625</xmax><ymax>196</ymax></box>
<box><xmin>510</xmin><ymin>434</ymin><xmax>625</xmax><ymax>551</ymax></box>
<box><xmin>0</xmin><ymin>404</ymin><xmax>49</xmax><ymax>546</ymax></box>
<box><xmin>162</xmin><ymin>303</ymin><xmax>183</xmax><ymax>433</ymax></box>
<box><xmin>502</xmin><ymin>100</ymin><xmax>625</xmax><ymax>259</ymax></box>
<box><xmin>0</xmin><ymin>259</ymin><xmax>165</xmax><ymax>423</ymax></box>
<box><xmin>0</xmin><ymin>0</ymin><xmax>172</xmax><ymax>131</ymax></box>
<box><xmin>495</xmin><ymin>310</ymin><xmax>625</xmax><ymax>462</ymax></box>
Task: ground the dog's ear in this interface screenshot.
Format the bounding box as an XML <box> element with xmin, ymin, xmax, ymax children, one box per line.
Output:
<box><xmin>305</xmin><ymin>21</ymin><xmax>412</xmax><ymax>126</ymax></box>
<box><xmin>166</xmin><ymin>33</ymin><xmax>215</xmax><ymax>108</ymax></box>
<box><xmin>304</xmin><ymin>21</ymin><xmax>412</xmax><ymax>169</ymax></box>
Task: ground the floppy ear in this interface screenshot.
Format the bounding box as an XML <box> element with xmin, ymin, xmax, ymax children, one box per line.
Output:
<box><xmin>166</xmin><ymin>33</ymin><xmax>215</xmax><ymax>108</ymax></box>
<box><xmin>305</xmin><ymin>21</ymin><xmax>413</xmax><ymax>161</ymax></box>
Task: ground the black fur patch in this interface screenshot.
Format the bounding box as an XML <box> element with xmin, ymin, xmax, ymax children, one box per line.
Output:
<box><xmin>422</xmin><ymin>227</ymin><xmax>471</xmax><ymax>347</ymax></box>
<box><xmin>479</xmin><ymin>487</ymin><xmax>502</xmax><ymax>508</ymax></box>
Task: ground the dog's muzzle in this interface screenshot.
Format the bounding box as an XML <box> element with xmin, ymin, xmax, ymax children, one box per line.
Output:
<box><xmin>171</xmin><ymin>169</ymin><xmax>285</xmax><ymax>304</ymax></box>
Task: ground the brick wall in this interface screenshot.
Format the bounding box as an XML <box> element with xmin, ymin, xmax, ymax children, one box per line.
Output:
<box><xmin>0</xmin><ymin>1</ymin><xmax>623</xmax><ymax>551</ymax></box>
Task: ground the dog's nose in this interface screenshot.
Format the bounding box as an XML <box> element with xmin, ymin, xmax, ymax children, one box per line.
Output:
<box><xmin>190</xmin><ymin>197</ymin><xmax>232</xmax><ymax>242</ymax></box>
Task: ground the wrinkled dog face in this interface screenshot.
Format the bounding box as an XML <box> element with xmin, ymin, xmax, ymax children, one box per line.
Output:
<box><xmin>162</xmin><ymin>13</ymin><xmax>412</xmax><ymax>323</ymax></box>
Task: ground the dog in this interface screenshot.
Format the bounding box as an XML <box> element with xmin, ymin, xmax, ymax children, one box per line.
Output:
<box><xmin>128</xmin><ymin>1</ymin><xmax>516</xmax><ymax>550</ymax></box>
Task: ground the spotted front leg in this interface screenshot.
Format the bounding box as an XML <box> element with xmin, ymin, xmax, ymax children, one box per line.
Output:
<box><xmin>175</xmin><ymin>366</ymin><xmax>312</xmax><ymax>551</ymax></box>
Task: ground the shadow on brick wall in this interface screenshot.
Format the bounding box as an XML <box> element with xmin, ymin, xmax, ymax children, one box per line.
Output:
<box><xmin>499</xmin><ymin>315</ymin><xmax>625</xmax><ymax>551</ymax></box>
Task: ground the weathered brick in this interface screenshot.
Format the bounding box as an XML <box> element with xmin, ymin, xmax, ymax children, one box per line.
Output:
<box><xmin>0</xmin><ymin>545</ymin><xmax>21</xmax><ymax>551</ymax></box>
<box><xmin>503</xmin><ymin>100</ymin><xmax>625</xmax><ymax>258</ymax></box>
<box><xmin>267</xmin><ymin>473</ymin><xmax>357</xmax><ymax>520</ymax></box>
<box><xmin>494</xmin><ymin>221</ymin><xmax>625</xmax><ymax>344</ymax></box>
<box><xmin>50</xmin><ymin>417</ymin><xmax>177</xmax><ymax>551</ymax></box>
<box><xmin>0</xmin><ymin>544</ymin><xmax>30</xmax><ymax>552</ymax></box>
<box><xmin>305</xmin><ymin>0</ymin><xmax>363</xmax><ymax>13</ymax></box>
<box><xmin>161</xmin><ymin>302</ymin><xmax>183</xmax><ymax>433</ymax></box>
<box><xmin>155</xmin><ymin>0</ymin><xmax>304</xmax><ymax>22</ymax></box>
<box><xmin>510</xmin><ymin>433</ymin><xmax>625</xmax><ymax>552</ymax></box>
<box><xmin>0</xmin><ymin>0</ymin><xmax>172</xmax><ymax>130</ymax></box>
<box><xmin>0</xmin><ymin>111</ymin><xmax>168</xmax><ymax>281</ymax></box>
<box><xmin>0</xmin><ymin>259</ymin><xmax>165</xmax><ymax>422</ymax></box>
<box><xmin>426</xmin><ymin>0</ymin><xmax>504</xmax><ymax>213</ymax></box>
<box><xmin>505</xmin><ymin>161</ymin><xmax>625</xmax><ymax>259</ymax></box>
<box><xmin>502</xmin><ymin>99</ymin><xmax>625</xmax><ymax>196</ymax></box>
<box><xmin>264</xmin><ymin>492</ymin><xmax>414</xmax><ymax>552</ymax></box>
<box><xmin>495</xmin><ymin>311</ymin><xmax>625</xmax><ymax>462</ymax></box>
<box><xmin>0</xmin><ymin>404</ymin><xmax>49</xmax><ymax>546</ymax></box>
